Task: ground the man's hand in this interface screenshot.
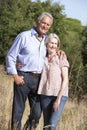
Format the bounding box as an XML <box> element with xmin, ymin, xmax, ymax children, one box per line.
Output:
<box><xmin>57</xmin><ymin>50</ymin><xmax>67</xmax><ymax>59</ymax></box>
<box><xmin>13</xmin><ymin>74</ymin><xmax>24</xmax><ymax>86</ymax></box>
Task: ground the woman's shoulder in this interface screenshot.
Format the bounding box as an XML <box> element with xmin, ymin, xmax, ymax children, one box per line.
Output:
<box><xmin>59</xmin><ymin>57</ymin><xmax>69</xmax><ymax>68</ymax></box>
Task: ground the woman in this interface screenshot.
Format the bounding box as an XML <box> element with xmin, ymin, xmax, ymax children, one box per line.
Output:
<box><xmin>38</xmin><ymin>33</ymin><xmax>69</xmax><ymax>130</ymax></box>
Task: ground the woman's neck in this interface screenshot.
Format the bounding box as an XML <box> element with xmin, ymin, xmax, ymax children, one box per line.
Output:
<box><xmin>48</xmin><ymin>52</ymin><xmax>56</xmax><ymax>61</ymax></box>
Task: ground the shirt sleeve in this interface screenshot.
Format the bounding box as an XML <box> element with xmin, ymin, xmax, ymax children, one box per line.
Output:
<box><xmin>6</xmin><ymin>34</ymin><xmax>23</xmax><ymax>75</ymax></box>
<box><xmin>59</xmin><ymin>58</ymin><xmax>69</xmax><ymax>68</ymax></box>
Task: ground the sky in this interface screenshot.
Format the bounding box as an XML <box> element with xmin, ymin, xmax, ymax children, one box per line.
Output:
<box><xmin>32</xmin><ymin>0</ymin><xmax>87</xmax><ymax>26</ymax></box>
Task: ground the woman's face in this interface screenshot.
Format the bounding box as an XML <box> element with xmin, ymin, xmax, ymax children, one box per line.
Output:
<box><xmin>46</xmin><ymin>38</ymin><xmax>58</xmax><ymax>54</ymax></box>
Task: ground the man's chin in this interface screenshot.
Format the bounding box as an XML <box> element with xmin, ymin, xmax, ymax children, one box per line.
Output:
<box><xmin>42</xmin><ymin>30</ymin><xmax>48</xmax><ymax>34</ymax></box>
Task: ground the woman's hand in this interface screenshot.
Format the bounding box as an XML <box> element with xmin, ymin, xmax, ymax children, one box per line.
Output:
<box><xmin>53</xmin><ymin>98</ymin><xmax>61</xmax><ymax>112</ymax></box>
<box><xmin>16</xmin><ymin>62</ymin><xmax>22</xmax><ymax>69</ymax></box>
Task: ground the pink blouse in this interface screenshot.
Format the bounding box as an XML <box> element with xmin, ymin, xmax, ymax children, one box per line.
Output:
<box><xmin>38</xmin><ymin>55</ymin><xmax>69</xmax><ymax>97</ymax></box>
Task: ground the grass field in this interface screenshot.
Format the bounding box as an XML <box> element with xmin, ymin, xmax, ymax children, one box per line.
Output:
<box><xmin>0</xmin><ymin>65</ymin><xmax>87</xmax><ymax>130</ymax></box>
<box><xmin>22</xmin><ymin>99</ymin><xmax>87</xmax><ymax>130</ymax></box>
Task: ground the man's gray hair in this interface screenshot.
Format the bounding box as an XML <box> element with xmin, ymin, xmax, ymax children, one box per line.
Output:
<box><xmin>37</xmin><ymin>12</ymin><xmax>53</xmax><ymax>25</ymax></box>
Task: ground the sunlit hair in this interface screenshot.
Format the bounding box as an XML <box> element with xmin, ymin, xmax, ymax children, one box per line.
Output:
<box><xmin>37</xmin><ymin>12</ymin><xmax>53</xmax><ymax>25</ymax></box>
<box><xmin>45</xmin><ymin>33</ymin><xmax>60</xmax><ymax>48</ymax></box>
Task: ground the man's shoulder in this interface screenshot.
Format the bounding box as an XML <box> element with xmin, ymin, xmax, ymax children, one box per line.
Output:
<box><xmin>17</xmin><ymin>29</ymin><xmax>32</xmax><ymax>39</ymax></box>
<box><xmin>20</xmin><ymin>29</ymin><xmax>31</xmax><ymax>36</ymax></box>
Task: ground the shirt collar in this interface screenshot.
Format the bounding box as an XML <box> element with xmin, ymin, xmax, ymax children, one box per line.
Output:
<box><xmin>31</xmin><ymin>27</ymin><xmax>47</xmax><ymax>39</ymax></box>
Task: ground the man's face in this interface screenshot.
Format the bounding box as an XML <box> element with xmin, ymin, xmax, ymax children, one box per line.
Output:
<box><xmin>37</xmin><ymin>16</ymin><xmax>52</xmax><ymax>35</ymax></box>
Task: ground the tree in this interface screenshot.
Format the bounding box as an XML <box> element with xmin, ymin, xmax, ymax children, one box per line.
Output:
<box><xmin>81</xmin><ymin>26</ymin><xmax>87</xmax><ymax>66</ymax></box>
<box><xmin>61</xmin><ymin>18</ymin><xmax>86</xmax><ymax>100</ymax></box>
<box><xmin>0</xmin><ymin>0</ymin><xmax>66</xmax><ymax>64</ymax></box>
<box><xmin>0</xmin><ymin>0</ymin><xmax>32</xmax><ymax>63</ymax></box>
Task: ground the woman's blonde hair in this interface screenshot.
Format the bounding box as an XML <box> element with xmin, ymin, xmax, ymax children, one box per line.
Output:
<box><xmin>45</xmin><ymin>33</ymin><xmax>60</xmax><ymax>48</ymax></box>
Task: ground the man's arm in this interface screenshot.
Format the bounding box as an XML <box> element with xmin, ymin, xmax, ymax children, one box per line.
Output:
<box><xmin>6</xmin><ymin>34</ymin><xmax>25</xmax><ymax>86</ymax></box>
<box><xmin>6</xmin><ymin>34</ymin><xmax>22</xmax><ymax>75</ymax></box>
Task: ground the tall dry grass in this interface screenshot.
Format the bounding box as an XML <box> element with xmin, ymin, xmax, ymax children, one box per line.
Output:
<box><xmin>0</xmin><ymin>65</ymin><xmax>87</xmax><ymax>130</ymax></box>
<box><xmin>0</xmin><ymin>65</ymin><xmax>13</xmax><ymax>130</ymax></box>
<box><xmin>22</xmin><ymin>99</ymin><xmax>87</xmax><ymax>130</ymax></box>
<box><xmin>57</xmin><ymin>100</ymin><xmax>87</xmax><ymax>130</ymax></box>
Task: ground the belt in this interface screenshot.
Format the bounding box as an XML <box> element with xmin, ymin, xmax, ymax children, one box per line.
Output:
<box><xmin>28</xmin><ymin>72</ymin><xmax>41</xmax><ymax>77</ymax></box>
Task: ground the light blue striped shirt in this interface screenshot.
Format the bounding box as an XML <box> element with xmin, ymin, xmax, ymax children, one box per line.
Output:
<box><xmin>6</xmin><ymin>27</ymin><xmax>47</xmax><ymax>74</ymax></box>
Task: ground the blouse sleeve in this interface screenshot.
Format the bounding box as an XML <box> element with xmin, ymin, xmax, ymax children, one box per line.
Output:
<box><xmin>59</xmin><ymin>58</ymin><xmax>69</xmax><ymax>68</ymax></box>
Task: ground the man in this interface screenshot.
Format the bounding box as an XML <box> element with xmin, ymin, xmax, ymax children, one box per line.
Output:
<box><xmin>6</xmin><ymin>12</ymin><xmax>66</xmax><ymax>130</ymax></box>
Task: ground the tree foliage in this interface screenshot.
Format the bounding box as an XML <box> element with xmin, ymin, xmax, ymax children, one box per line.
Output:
<box><xmin>81</xmin><ymin>26</ymin><xmax>87</xmax><ymax>66</ymax></box>
<box><xmin>0</xmin><ymin>0</ymin><xmax>66</xmax><ymax>63</ymax></box>
<box><xmin>58</xmin><ymin>17</ymin><xmax>86</xmax><ymax>100</ymax></box>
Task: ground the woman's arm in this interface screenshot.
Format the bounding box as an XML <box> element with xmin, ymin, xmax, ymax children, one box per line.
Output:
<box><xmin>53</xmin><ymin>66</ymin><xmax>69</xmax><ymax>112</ymax></box>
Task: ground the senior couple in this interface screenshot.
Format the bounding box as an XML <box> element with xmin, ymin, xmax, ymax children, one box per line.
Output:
<box><xmin>6</xmin><ymin>12</ymin><xmax>69</xmax><ymax>130</ymax></box>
